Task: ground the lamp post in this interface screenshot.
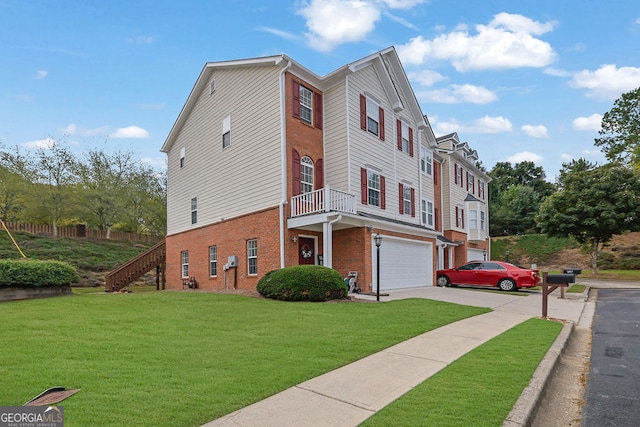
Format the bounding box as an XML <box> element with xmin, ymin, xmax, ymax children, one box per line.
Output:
<box><xmin>483</xmin><ymin>249</ymin><xmax>487</xmax><ymax>261</ymax></box>
<box><xmin>505</xmin><ymin>250</ymin><xmax>510</xmax><ymax>263</ymax></box>
<box><xmin>374</xmin><ymin>233</ymin><xmax>382</xmax><ymax>302</ymax></box>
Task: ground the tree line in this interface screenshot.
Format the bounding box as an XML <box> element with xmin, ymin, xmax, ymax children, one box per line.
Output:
<box><xmin>488</xmin><ymin>87</ymin><xmax>640</xmax><ymax>272</ymax></box>
<box><xmin>0</xmin><ymin>141</ymin><xmax>166</xmax><ymax>238</ymax></box>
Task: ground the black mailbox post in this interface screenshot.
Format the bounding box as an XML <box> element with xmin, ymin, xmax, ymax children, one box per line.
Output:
<box><xmin>541</xmin><ymin>272</ymin><xmax>575</xmax><ymax>318</ymax></box>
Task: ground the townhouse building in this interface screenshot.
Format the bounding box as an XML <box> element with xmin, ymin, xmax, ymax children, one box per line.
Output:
<box><xmin>160</xmin><ymin>47</ymin><xmax>489</xmax><ymax>293</ymax></box>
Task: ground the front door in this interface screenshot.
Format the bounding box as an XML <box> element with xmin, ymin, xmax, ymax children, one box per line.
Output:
<box><xmin>298</xmin><ymin>237</ymin><xmax>315</xmax><ymax>265</ymax></box>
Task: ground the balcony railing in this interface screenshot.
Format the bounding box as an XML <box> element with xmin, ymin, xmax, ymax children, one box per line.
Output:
<box><xmin>291</xmin><ymin>186</ymin><xmax>357</xmax><ymax>217</ymax></box>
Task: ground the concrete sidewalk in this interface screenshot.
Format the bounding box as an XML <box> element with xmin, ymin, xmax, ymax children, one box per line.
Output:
<box><xmin>203</xmin><ymin>286</ymin><xmax>588</xmax><ymax>427</ymax></box>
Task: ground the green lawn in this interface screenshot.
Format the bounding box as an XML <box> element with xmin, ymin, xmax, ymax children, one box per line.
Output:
<box><xmin>1</xmin><ymin>292</ymin><xmax>489</xmax><ymax>426</ymax></box>
<box><xmin>363</xmin><ymin>318</ymin><xmax>562</xmax><ymax>426</ymax></box>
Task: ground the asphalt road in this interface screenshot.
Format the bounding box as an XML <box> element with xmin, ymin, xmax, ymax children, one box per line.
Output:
<box><xmin>583</xmin><ymin>289</ymin><xmax>640</xmax><ymax>426</ymax></box>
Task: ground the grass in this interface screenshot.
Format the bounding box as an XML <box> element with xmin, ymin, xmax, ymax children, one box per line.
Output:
<box><xmin>363</xmin><ymin>318</ymin><xmax>562</xmax><ymax>426</ymax></box>
<box><xmin>0</xmin><ymin>231</ymin><xmax>155</xmax><ymax>285</ymax></box>
<box><xmin>0</xmin><ymin>292</ymin><xmax>489</xmax><ymax>427</ymax></box>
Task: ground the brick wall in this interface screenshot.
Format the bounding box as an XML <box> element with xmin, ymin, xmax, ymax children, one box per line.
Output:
<box><xmin>165</xmin><ymin>207</ymin><xmax>281</xmax><ymax>290</ymax></box>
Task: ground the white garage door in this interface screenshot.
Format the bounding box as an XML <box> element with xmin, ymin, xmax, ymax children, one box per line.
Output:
<box><xmin>467</xmin><ymin>248</ymin><xmax>484</xmax><ymax>262</ymax></box>
<box><xmin>372</xmin><ymin>236</ymin><xmax>432</xmax><ymax>291</ymax></box>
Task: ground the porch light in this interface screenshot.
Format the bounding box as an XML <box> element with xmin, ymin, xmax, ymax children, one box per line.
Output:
<box><xmin>291</xmin><ymin>236</ymin><xmax>298</xmax><ymax>243</ymax></box>
<box><xmin>374</xmin><ymin>233</ymin><xmax>382</xmax><ymax>247</ymax></box>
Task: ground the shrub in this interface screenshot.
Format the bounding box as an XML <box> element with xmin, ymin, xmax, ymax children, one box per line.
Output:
<box><xmin>0</xmin><ymin>259</ymin><xmax>80</xmax><ymax>287</ymax></box>
<box><xmin>257</xmin><ymin>265</ymin><xmax>348</xmax><ymax>302</ymax></box>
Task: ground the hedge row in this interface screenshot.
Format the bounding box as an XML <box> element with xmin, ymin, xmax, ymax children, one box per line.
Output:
<box><xmin>257</xmin><ymin>265</ymin><xmax>348</xmax><ymax>302</ymax></box>
<box><xmin>0</xmin><ymin>259</ymin><xmax>80</xmax><ymax>287</ymax></box>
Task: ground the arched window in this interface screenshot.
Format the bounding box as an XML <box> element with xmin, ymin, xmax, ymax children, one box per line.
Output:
<box><xmin>301</xmin><ymin>156</ymin><xmax>314</xmax><ymax>194</ymax></box>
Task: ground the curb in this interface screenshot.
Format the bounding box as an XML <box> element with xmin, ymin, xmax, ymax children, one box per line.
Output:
<box><xmin>504</xmin><ymin>286</ymin><xmax>591</xmax><ymax>426</ymax></box>
<box><xmin>503</xmin><ymin>321</ymin><xmax>574</xmax><ymax>426</ymax></box>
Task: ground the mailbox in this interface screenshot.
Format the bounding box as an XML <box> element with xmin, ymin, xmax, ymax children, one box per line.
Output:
<box><xmin>546</xmin><ymin>273</ymin><xmax>575</xmax><ymax>284</ymax></box>
<box><xmin>563</xmin><ymin>268</ymin><xmax>582</xmax><ymax>275</ymax></box>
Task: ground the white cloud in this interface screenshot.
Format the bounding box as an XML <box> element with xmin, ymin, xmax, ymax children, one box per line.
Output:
<box><xmin>572</xmin><ymin>114</ymin><xmax>602</xmax><ymax>131</ymax></box>
<box><xmin>297</xmin><ymin>0</ymin><xmax>381</xmax><ymax>52</ymax></box>
<box><xmin>383</xmin><ymin>10</ymin><xmax>419</xmax><ymax>30</ymax></box>
<box><xmin>407</xmin><ymin>70</ymin><xmax>447</xmax><ymax>87</ymax></box>
<box><xmin>258</xmin><ymin>26</ymin><xmax>299</xmax><ymax>42</ymax></box>
<box><xmin>570</xmin><ymin>64</ymin><xmax>640</xmax><ymax>99</ymax></box>
<box><xmin>35</xmin><ymin>70</ymin><xmax>48</xmax><ymax>79</ymax></box>
<box><xmin>419</xmin><ymin>84</ymin><xmax>497</xmax><ymax>104</ymax></box>
<box><xmin>110</xmin><ymin>126</ymin><xmax>150</xmax><ymax>139</ymax></box>
<box><xmin>381</xmin><ymin>0</ymin><xmax>426</xmax><ymax>9</ymax></box>
<box><xmin>543</xmin><ymin>67</ymin><xmax>571</xmax><ymax>77</ymax></box>
<box><xmin>397</xmin><ymin>12</ymin><xmax>557</xmax><ymax>71</ymax></box>
<box><xmin>521</xmin><ymin>124</ymin><xmax>548</xmax><ymax>138</ymax></box>
<box><xmin>434</xmin><ymin>115</ymin><xmax>512</xmax><ymax>135</ymax></box>
<box><xmin>60</xmin><ymin>123</ymin><xmax>108</xmax><ymax>136</ymax></box>
<box><xmin>23</xmin><ymin>137</ymin><xmax>56</xmax><ymax>149</ymax></box>
<box><xmin>505</xmin><ymin>151</ymin><xmax>544</xmax><ymax>164</ymax></box>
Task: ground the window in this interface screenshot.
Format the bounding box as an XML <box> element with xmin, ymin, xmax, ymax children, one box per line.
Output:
<box><xmin>180</xmin><ymin>147</ymin><xmax>185</xmax><ymax>168</ymax></box>
<box><xmin>403</xmin><ymin>186</ymin><xmax>412</xmax><ymax>215</ymax></box>
<box><xmin>479</xmin><ymin>180</ymin><xmax>485</xmax><ymax>199</ymax></box>
<box><xmin>181</xmin><ymin>251</ymin><xmax>189</xmax><ymax>278</ymax></box>
<box><xmin>190</xmin><ymin>197</ymin><xmax>197</xmax><ymax>224</ymax></box>
<box><xmin>299</xmin><ymin>85</ymin><xmax>312</xmax><ymax>124</ymax></box>
<box><xmin>480</xmin><ymin>211</ymin><xmax>486</xmax><ymax>230</ymax></box>
<box><xmin>361</xmin><ymin>168</ymin><xmax>386</xmax><ymax>208</ymax></box>
<box><xmin>421</xmin><ymin>199</ymin><xmax>434</xmax><ymax>228</ymax></box>
<box><xmin>397</xmin><ymin>120</ymin><xmax>413</xmax><ymax>156</ymax></box>
<box><xmin>367</xmin><ymin>98</ymin><xmax>380</xmax><ymax>136</ymax></box>
<box><xmin>222</xmin><ymin>115</ymin><xmax>231</xmax><ymax>148</ymax></box>
<box><xmin>470</xmin><ymin>209</ymin><xmax>478</xmax><ymax>229</ymax></box>
<box><xmin>456</xmin><ymin>206</ymin><xmax>464</xmax><ymax>228</ymax></box>
<box><xmin>367</xmin><ymin>171</ymin><xmax>380</xmax><ymax>207</ymax></box>
<box><xmin>247</xmin><ymin>239</ymin><xmax>257</xmax><ymax>275</ymax></box>
<box><xmin>420</xmin><ymin>146</ymin><xmax>433</xmax><ymax>176</ymax></box>
<box><xmin>292</xmin><ymin>81</ymin><xmax>322</xmax><ymax>128</ymax></box>
<box><xmin>398</xmin><ymin>183</ymin><xmax>415</xmax><ymax>216</ymax></box>
<box><xmin>209</xmin><ymin>246</ymin><xmax>217</xmax><ymax>277</ymax></box>
<box><xmin>209</xmin><ymin>80</ymin><xmax>215</xmax><ymax>94</ymax></box>
<box><xmin>456</xmin><ymin>164</ymin><xmax>463</xmax><ymax>187</ymax></box>
<box><xmin>359</xmin><ymin>95</ymin><xmax>385</xmax><ymax>140</ymax></box>
<box><xmin>467</xmin><ymin>172</ymin><xmax>475</xmax><ymax>193</ymax></box>
<box><xmin>301</xmin><ymin>156</ymin><xmax>314</xmax><ymax>194</ymax></box>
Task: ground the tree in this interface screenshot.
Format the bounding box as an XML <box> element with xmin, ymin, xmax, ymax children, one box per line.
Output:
<box><xmin>594</xmin><ymin>87</ymin><xmax>640</xmax><ymax>166</ymax></box>
<box><xmin>536</xmin><ymin>160</ymin><xmax>640</xmax><ymax>272</ymax></box>
<box><xmin>76</xmin><ymin>148</ymin><xmax>135</xmax><ymax>238</ymax></box>
<box><xmin>30</xmin><ymin>142</ymin><xmax>79</xmax><ymax>236</ymax></box>
<box><xmin>488</xmin><ymin>161</ymin><xmax>555</xmax><ymax>235</ymax></box>
<box><xmin>0</xmin><ymin>145</ymin><xmax>31</xmax><ymax>222</ymax></box>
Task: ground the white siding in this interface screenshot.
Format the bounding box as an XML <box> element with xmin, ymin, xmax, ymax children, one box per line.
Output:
<box><xmin>166</xmin><ymin>65</ymin><xmax>283</xmax><ymax>235</ymax></box>
<box><xmin>324</xmin><ymin>81</ymin><xmax>349</xmax><ymax>193</ymax></box>
<box><xmin>346</xmin><ymin>64</ymin><xmax>422</xmax><ymax>225</ymax></box>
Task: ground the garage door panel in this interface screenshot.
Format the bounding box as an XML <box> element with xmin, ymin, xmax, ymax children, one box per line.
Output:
<box><xmin>374</xmin><ymin>237</ymin><xmax>432</xmax><ymax>291</ymax></box>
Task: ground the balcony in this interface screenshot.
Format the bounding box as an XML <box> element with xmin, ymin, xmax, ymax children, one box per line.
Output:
<box><xmin>291</xmin><ymin>186</ymin><xmax>357</xmax><ymax>217</ymax></box>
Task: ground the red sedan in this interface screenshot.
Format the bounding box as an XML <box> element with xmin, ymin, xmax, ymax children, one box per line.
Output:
<box><xmin>436</xmin><ymin>261</ymin><xmax>541</xmax><ymax>291</ymax></box>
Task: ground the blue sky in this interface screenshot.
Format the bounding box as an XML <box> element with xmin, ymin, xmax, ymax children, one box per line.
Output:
<box><xmin>2</xmin><ymin>0</ymin><xmax>640</xmax><ymax>181</ymax></box>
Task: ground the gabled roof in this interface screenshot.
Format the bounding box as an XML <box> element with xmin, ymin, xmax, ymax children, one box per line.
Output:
<box><xmin>162</xmin><ymin>47</ymin><xmax>429</xmax><ymax>153</ymax></box>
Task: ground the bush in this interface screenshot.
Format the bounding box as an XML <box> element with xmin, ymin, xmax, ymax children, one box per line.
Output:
<box><xmin>0</xmin><ymin>259</ymin><xmax>80</xmax><ymax>287</ymax></box>
<box><xmin>257</xmin><ymin>265</ymin><xmax>348</xmax><ymax>302</ymax></box>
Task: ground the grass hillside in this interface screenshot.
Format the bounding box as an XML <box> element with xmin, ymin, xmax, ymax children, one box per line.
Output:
<box><xmin>0</xmin><ymin>231</ymin><xmax>156</xmax><ymax>287</ymax></box>
<box><xmin>492</xmin><ymin>232</ymin><xmax>640</xmax><ymax>277</ymax></box>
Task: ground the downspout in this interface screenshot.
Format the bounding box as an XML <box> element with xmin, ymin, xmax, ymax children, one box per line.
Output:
<box><xmin>279</xmin><ymin>59</ymin><xmax>292</xmax><ymax>268</ymax></box>
<box><xmin>323</xmin><ymin>214</ymin><xmax>342</xmax><ymax>268</ymax></box>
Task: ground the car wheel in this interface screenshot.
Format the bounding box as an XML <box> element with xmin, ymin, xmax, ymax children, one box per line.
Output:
<box><xmin>436</xmin><ymin>276</ymin><xmax>450</xmax><ymax>287</ymax></box>
<box><xmin>497</xmin><ymin>278</ymin><xmax>517</xmax><ymax>292</ymax></box>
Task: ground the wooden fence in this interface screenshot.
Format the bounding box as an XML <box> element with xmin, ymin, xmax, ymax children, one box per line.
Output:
<box><xmin>2</xmin><ymin>222</ymin><xmax>164</xmax><ymax>244</ymax></box>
